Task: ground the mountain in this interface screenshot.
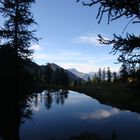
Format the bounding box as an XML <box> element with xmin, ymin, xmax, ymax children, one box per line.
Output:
<box><xmin>26</xmin><ymin>62</ymin><xmax>84</xmax><ymax>86</ymax></box>
<box><xmin>67</xmin><ymin>68</ymin><xmax>95</xmax><ymax>81</ymax></box>
<box><xmin>48</xmin><ymin>63</ymin><xmax>84</xmax><ymax>82</ymax></box>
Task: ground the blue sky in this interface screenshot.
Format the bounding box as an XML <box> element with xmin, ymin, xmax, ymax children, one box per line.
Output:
<box><xmin>30</xmin><ymin>0</ymin><xmax>140</xmax><ymax>73</ymax></box>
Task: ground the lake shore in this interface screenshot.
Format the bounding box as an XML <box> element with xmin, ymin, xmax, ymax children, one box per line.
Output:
<box><xmin>69</xmin><ymin>83</ymin><xmax>140</xmax><ymax>113</ymax></box>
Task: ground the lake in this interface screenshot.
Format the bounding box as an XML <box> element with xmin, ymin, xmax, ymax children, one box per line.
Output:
<box><xmin>20</xmin><ymin>90</ymin><xmax>140</xmax><ymax>140</ymax></box>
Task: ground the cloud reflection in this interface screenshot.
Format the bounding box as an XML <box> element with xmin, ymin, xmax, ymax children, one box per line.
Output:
<box><xmin>79</xmin><ymin>108</ymin><xmax>120</xmax><ymax>120</ymax></box>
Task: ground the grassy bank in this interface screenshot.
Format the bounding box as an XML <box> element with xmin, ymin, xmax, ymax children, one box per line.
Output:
<box><xmin>70</xmin><ymin>83</ymin><xmax>140</xmax><ymax>113</ymax></box>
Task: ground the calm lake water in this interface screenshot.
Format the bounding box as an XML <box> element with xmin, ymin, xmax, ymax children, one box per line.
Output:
<box><xmin>20</xmin><ymin>90</ymin><xmax>140</xmax><ymax>140</ymax></box>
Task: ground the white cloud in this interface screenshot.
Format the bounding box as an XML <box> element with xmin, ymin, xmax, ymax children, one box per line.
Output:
<box><xmin>72</xmin><ymin>33</ymin><xmax>110</xmax><ymax>46</ymax></box>
<box><xmin>88</xmin><ymin>56</ymin><xmax>118</xmax><ymax>63</ymax></box>
<box><xmin>32</xmin><ymin>52</ymin><xmax>120</xmax><ymax>73</ymax></box>
<box><xmin>61</xmin><ymin>51</ymin><xmax>81</xmax><ymax>57</ymax></box>
<box><xmin>31</xmin><ymin>44</ymin><xmax>42</xmax><ymax>51</ymax></box>
<box><xmin>33</xmin><ymin>50</ymin><xmax>82</xmax><ymax>62</ymax></box>
<box><xmin>31</xmin><ymin>47</ymin><xmax>120</xmax><ymax>73</ymax></box>
<box><xmin>79</xmin><ymin>108</ymin><xmax>120</xmax><ymax>120</ymax></box>
<box><xmin>73</xmin><ymin>33</ymin><xmax>99</xmax><ymax>45</ymax></box>
<box><xmin>59</xmin><ymin>61</ymin><xmax>120</xmax><ymax>73</ymax></box>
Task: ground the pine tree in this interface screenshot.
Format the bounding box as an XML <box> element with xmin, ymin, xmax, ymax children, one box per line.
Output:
<box><xmin>119</xmin><ymin>63</ymin><xmax>129</xmax><ymax>83</ymax></box>
<box><xmin>107</xmin><ymin>67</ymin><xmax>112</xmax><ymax>83</ymax></box>
<box><xmin>98</xmin><ymin>68</ymin><xmax>102</xmax><ymax>82</ymax></box>
<box><xmin>112</xmin><ymin>72</ymin><xmax>117</xmax><ymax>83</ymax></box>
<box><xmin>0</xmin><ymin>0</ymin><xmax>38</xmax><ymax>90</ymax></box>
<box><xmin>77</xmin><ymin>0</ymin><xmax>140</xmax><ymax>73</ymax></box>
<box><xmin>102</xmin><ymin>68</ymin><xmax>106</xmax><ymax>82</ymax></box>
<box><xmin>0</xmin><ymin>0</ymin><xmax>38</xmax><ymax>59</ymax></box>
<box><xmin>44</xmin><ymin>63</ymin><xmax>53</xmax><ymax>85</ymax></box>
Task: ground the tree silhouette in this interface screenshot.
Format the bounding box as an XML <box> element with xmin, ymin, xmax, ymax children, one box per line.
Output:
<box><xmin>102</xmin><ymin>68</ymin><xmax>106</xmax><ymax>81</ymax></box>
<box><xmin>98</xmin><ymin>68</ymin><xmax>102</xmax><ymax>82</ymax></box>
<box><xmin>0</xmin><ymin>0</ymin><xmax>38</xmax><ymax>92</ymax></box>
<box><xmin>107</xmin><ymin>67</ymin><xmax>111</xmax><ymax>83</ymax></box>
<box><xmin>44</xmin><ymin>63</ymin><xmax>53</xmax><ymax>85</ymax></box>
<box><xmin>77</xmin><ymin>0</ymin><xmax>140</xmax><ymax>24</ymax></box>
<box><xmin>77</xmin><ymin>0</ymin><xmax>140</xmax><ymax>74</ymax></box>
<box><xmin>112</xmin><ymin>71</ymin><xmax>117</xmax><ymax>82</ymax></box>
<box><xmin>60</xmin><ymin>68</ymin><xmax>69</xmax><ymax>86</ymax></box>
<box><xmin>119</xmin><ymin>63</ymin><xmax>129</xmax><ymax>83</ymax></box>
<box><xmin>0</xmin><ymin>0</ymin><xmax>38</xmax><ymax>59</ymax></box>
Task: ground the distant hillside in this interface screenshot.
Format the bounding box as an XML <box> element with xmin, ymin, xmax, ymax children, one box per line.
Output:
<box><xmin>27</xmin><ymin>62</ymin><xmax>84</xmax><ymax>86</ymax></box>
<box><xmin>68</xmin><ymin>68</ymin><xmax>95</xmax><ymax>81</ymax></box>
<box><xmin>48</xmin><ymin>63</ymin><xmax>84</xmax><ymax>82</ymax></box>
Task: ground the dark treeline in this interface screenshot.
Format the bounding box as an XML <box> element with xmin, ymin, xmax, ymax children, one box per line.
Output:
<box><xmin>29</xmin><ymin>62</ymin><xmax>70</xmax><ymax>87</ymax></box>
<box><xmin>83</xmin><ymin>66</ymin><xmax>140</xmax><ymax>87</ymax></box>
<box><xmin>76</xmin><ymin>0</ymin><xmax>140</xmax><ymax>88</ymax></box>
<box><xmin>0</xmin><ymin>1</ymin><xmax>39</xmax><ymax>140</ymax></box>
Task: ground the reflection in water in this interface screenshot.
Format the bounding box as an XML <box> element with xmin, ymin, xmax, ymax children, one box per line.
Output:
<box><xmin>20</xmin><ymin>91</ymin><xmax>140</xmax><ymax>140</ymax></box>
<box><xmin>0</xmin><ymin>85</ymin><xmax>33</xmax><ymax>140</ymax></box>
<box><xmin>32</xmin><ymin>89</ymin><xmax>69</xmax><ymax>110</ymax></box>
<box><xmin>44</xmin><ymin>91</ymin><xmax>53</xmax><ymax>110</ymax></box>
<box><xmin>78</xmin><ymin>108</ymin><xmax>120</xmax><ymax>120</ymax></box>
<box><xmin>1</xmin><ymin>88</ymin><xmax>140</xmax><ymax>140</ymax></box>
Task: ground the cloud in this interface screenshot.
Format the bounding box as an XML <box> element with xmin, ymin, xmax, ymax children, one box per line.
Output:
<box><xmin>33</xmin><ymin>50</ymin><xmax>82</xmax><ymax>62</ymax></box>
<box><xmin>61</xmin><ymin>51</ymin><xmax>81</xmax><ymax>57</ymax></box>
<box><xmin>73</xmin><ymin>33</ymin><xmax>99</xmax><ymax>45</ymax></box>
<box><xmin>88</xmin><ymin>56</ymin><xmax>118</xmax><ymax>63</ymax></box>
<box><xmin>59</xmin><ymin>60</ymin><xmax>120</xmax><ymax>73</ymax></box>
<box><xmin>60</xmin><ymin>63</ymin><xmax>97</xmax><ymax>72</ymax></box>
<box><xmin>72</xmin><ymin>33</ymin><xmax>110</xmax><ymax>46</ymax></box>
<box><xmin>31</xmin><ymin>44</ymin><xmax>42</xmax><ymax>51</ymax></box>
<box><xmin>31</xmin><ymin>47</ymin><xmax>120</xmax><ymax>73</ymax></box>
<box><xmin>79</xmin><ymin>108</ymin><xmax>120</xmax><ymax>120</ymax></box>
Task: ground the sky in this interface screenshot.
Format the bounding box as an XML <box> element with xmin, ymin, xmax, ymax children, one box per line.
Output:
<box><xmin>30</xmin><ymin>0</ymin><xmax>140</xmax><ymax>73</ymax></box>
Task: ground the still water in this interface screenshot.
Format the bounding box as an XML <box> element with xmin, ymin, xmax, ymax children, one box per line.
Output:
<box><xmin>20</xmin><ymin>90</ymin><xmax>140</xmax><ymax>140</ymax></box>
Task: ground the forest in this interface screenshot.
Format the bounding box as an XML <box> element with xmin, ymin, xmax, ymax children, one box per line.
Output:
<box><xmin>0</xmin><ymin>0</ymin><xmax>140</xmax><ymax>140</ymax></box>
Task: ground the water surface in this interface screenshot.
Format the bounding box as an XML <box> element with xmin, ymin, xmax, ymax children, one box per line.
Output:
<box><xmin>20</xmin><ymin>90</ymin><xmax>140</xmax><ymax>140</ymax></box>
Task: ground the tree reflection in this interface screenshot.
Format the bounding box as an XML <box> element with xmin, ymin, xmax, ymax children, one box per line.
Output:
<box><xmin>55</xmin><ymin>89</ymin><xmax>69</xmax><ymax>105</ymax></box>
<box><xmin>44</xmin><ymin>90</ymin><xmax>53</xmax><ymax>110</ymax></box>
<box><xmin>0</xmin><ymin>86</ymin><xmax>33</xmax><ymax>140</ymax></box>
<box><xmin>43</xmin><ymin>89</ymin><xmax>69</xmax><ymax>110</ymax></box>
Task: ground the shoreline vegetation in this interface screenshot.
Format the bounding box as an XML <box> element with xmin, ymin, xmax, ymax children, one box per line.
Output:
<box><xmin>43</xmin><ymin>83</ymin><xmax>140</xmax><ymax>114</ymax></box>
<box><xmin>34</xmin><ymin>81</ymin><xmax>140</xmax><ymax>113</ymax></box>
<box><xmin>69</xmin><ymin>83</ymin><xmax>140</xmax><ymax>113</ymax></box>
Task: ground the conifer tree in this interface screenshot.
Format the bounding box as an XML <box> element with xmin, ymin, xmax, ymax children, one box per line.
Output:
<box><xmin>98</xmin><ymin>68</ymin><xmax>102</xmax><ymax>82</ymax></box>
<box><xmin>102</xmin><ymin>68</ymin><xmax>106</xmax><ymax>81</ymax></box>
<box><xmin>112</xmin><ymin>72</ymin><xmax>117</xmax><ymax>82</ymax></box>
<box><xmin>0</xmin><ymin>0</ymin><xmax>38</xmax><ymax>59</ymax></box>
<box><xmin>0</xmin><ymin>0</ymin><xmax>38</xmax><ymax>89</ymax></box>
<box><xmin>107</xmin><ymin>67</ymin><xmax>111</xmax><ymax>83</ymax></box>
<box><xmin>77</xmin><ymin>0</ymin><xmax>140</xmax><ymax>70</ymax></box>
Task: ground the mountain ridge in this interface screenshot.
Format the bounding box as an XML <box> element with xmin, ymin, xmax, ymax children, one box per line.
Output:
<box><xmin>67</xmin><ymin>68</ymin><xmax>95</xmax><ymax>81</ymax></box>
